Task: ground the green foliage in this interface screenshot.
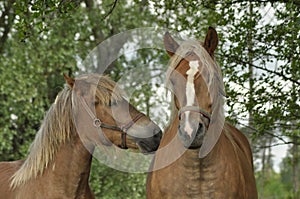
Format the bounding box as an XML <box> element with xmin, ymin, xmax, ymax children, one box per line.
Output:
<box><xmin>256</xmin><ymin>171</ymin><xmax>289</xmax><ymax>198</ymax></box>
<box><xmin>280</xmin><ymin>141</ymin><xmax>300</xmax><ymax>198</ymax></box>
<box><xmin>0</xmin><ymin>0</ymin><xmax>300</xmax><ymax>198</ymax></box>
<box><xmin>90</xmin><ymin>160</ymin><xmax>147</xmax><ymax>199</ymax></box>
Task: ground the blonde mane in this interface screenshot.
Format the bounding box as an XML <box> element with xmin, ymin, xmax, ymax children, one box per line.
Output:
<box><xmin>166</xmin><ymin>40</ymin><xmax>225</xmax><ymax>157</ymax></box>
<box><xmin>10</xmin><ymin>74</ymin><xmax>125</xmax><ymax>189</ymax></box>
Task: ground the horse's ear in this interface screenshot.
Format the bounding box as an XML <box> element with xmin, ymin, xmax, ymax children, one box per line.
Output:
<box><xmin>204</xmin><ymin>27</ymin><xmax>218</xmax><ymax>58</ymax></box>
<box><xmin>63</xmin><ymin>74</ymin><xmax>75</xmax><ymax>88</ymax></box>
<box><xmin>164</xmin><ymin>32</ymin><xmax>179</xmax><ymax>57</ymax></box>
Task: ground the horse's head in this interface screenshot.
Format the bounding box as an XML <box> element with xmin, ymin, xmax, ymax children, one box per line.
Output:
<box><xmin>64</xmin><ymin>74</ymin><xmax>162</xmax><ymax>154</ymax></box>
<box><xmin>165</xmin><ymin>27</ymin><xmax>219</xmax><ymax>149</ymax></box>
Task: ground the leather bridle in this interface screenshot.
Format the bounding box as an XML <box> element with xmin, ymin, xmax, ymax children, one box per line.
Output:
<box><xmin>178</xmin><ymin>105</ymin><xmax>211</xmax><ymax>127</ymax></box>
<box><xmin>170</xmin><ymin>56</ymin><xmax>212</xmax><ymax>127</ymax></box>
<box><xmin>78</xmin><ymin>96</ymin><xmax>144</xmax><ymax>149</ymax></box>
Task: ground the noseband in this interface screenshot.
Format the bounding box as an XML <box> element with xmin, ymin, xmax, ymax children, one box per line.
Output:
<box><xmin>79</xmin><ymin>96</ymin><xmax>144</xmax><ymax>149</ymax></box>
<box><xmin>178</xmin><ymin>106</ymin><xmax>211</xmax><ymax>127</ymax></box>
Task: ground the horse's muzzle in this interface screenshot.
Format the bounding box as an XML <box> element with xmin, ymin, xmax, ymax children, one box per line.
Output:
<box><xmin>178</xmin><ymin>122</ymin><xmax>205</xmax><ymax>149</ymax></box>
<box><xmin>135</xmin><ymin>127</ymin><xmax>162</xmax><ymax>154</ymax></box>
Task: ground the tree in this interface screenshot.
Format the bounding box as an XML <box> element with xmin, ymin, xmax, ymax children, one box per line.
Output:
<box><xmin>0</xmin><ymin>0</ymin><xmax>299</xmax><ymax>197</ymax></box>
<box><xmin>281</xmin><ymin>141</ymin><xmax>300</xmax><ymax>198</ymax></box>
<box><xmin>191</xmin><ymin>0</ymin><xmax>300</xmax><ymax>195</ymax></box>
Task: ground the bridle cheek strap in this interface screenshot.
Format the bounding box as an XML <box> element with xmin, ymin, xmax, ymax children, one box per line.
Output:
<box><xmin>121</xmin><ymin>113</ymin><xmax>144</xmax><ymax>132</ymax></box>
<box><xmin>78</xmin><ymin>96</ymin><xmax>144</xmax><ymax>149</ymax></box>
<box><xmin>119</xmin><ymin>112</ymin><xmax>144</xmax><ymax>149</ymax></box>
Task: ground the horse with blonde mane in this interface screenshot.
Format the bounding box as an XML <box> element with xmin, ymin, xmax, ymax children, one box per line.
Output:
<box><xmin>0</xmin><ymin>73</ymin><xmax>162</xmax><ymax>199</ymax></box>
<box><xmin>146</xmin><ymin>27</ymin><xmax>257</xmax><ymax>198</ymax></box>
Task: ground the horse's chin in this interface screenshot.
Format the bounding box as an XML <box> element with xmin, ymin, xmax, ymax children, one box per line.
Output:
<box><xmin>186</xmin><ymin>144</ymin><xmax>202</xmax><ymax>150</ymax></box>
<box><xmin>136</xmin><ymin>141</ymin><xmax>158</xmax><ymax>155</ymax></box>
<box><xmin>130</xmin><ymin>130</ymin><xmax>162</xmax><ymax>154</ymax></box>
<box><xmin>180</xmin><ymin>140</ymin><xmax>202</xmax><ymax>149</ymax></box>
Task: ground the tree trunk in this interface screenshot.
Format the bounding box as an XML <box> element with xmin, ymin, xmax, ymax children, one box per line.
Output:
<box><xmin>292</xmin><ymin>137</ymin><xmax>299</xmax><ymax>198</ymax></box>
<box><xmin>247</xmin><ymin>2</ymin><xmax>254</xmax><ymax>128</ymax></box>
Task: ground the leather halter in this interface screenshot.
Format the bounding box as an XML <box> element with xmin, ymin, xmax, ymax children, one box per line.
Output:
<box><xmin>78</xmin><ymin>96</ymin><xmax>144</xmax><ymax>149</ymax></box>
<box><xmin>178</xmin><ymin>106</ymin><xmax>211</xmax><ymax>126</ymax></box>
<box><xmin>171</xmin><ymin>58</ymin><xmax>212</xmax><ymax>127</ymax></box>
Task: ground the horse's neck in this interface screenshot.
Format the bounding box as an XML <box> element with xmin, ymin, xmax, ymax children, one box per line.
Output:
<box><xmin>49</xmin><ymin>136</ymin><xmax>93</xmax><ymax>195</ymax></box>
<box><xmin>154</xmin><ymin>112</ymin><xmax>225</xmax><ymax>169</ymax></box>
<box><xmin>179</xmin><ymin>135</ymin><xmax>225</xmax><ymax>197</ymax></box>
<box><xmin>22</xmin><ymin>136</ymin><xmax>94</xmax><ymax>198</ymax></box>
<box><xmin>153</xmin><ymin>117</ymin><xmax>187</xmax><ymax>170</ymax></box>
<box><xmin>149</xmin><ymin>123</ymin><xmax>257</xmax><ymax>198</ymax></box>
<box><xmin>157</xmin><ymin>117</ymin><xmax>226</xmax><ymax>176</ymax></box>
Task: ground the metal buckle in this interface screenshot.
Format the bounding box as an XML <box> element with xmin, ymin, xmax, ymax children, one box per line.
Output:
<box><xmin>93</xmin><ymin>118</ymin><xmax>102</xmax><ymax>128</ymax></box>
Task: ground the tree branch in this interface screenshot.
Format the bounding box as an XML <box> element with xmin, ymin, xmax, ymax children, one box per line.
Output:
<box><xmin>254</xmin><ymin>141</ymin><xmax>294</xmax><ymax>149</ymax></box>
<box><xmin>224</xmin><ymin>54</ymin><xmax>300</xmax><ymax>86</ymax></box>
<box><xmin>237</xmin><ymin>121</ymin><xmax>300</xmax><ymax>144</ymax></box>
<box><xmin>102</xmin><ymin>0</ymin><xmax>118</xmax><ymax>20</ymax></box>
<box><xmin>221</xmin><ymin>0</ymin><xmax>300</xmax><ymax>7</ymax></box>
<box><xmin>202</xmin><ymin>0</ymin><xmax>300</xmax><ymax>10</ymax></box>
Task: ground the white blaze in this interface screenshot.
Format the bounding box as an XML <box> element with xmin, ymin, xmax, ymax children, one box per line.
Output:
<box><xmin>184</xmin><ymin>60</ymin><xmax>199</xmax><ymax>137</ymax></box>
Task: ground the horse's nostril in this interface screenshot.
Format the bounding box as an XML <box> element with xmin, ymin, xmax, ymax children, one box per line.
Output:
<box><xmin>155</xmin><ymin>130</ymin><xmax>162</xmax><ymax>140</ymax></box>
<box><xmin>198</xmin><ymin>123</ymin><xmax>203</xmax><ymax>130</ymax></box>
<box><xmin>196</xmin><ymin>123</ymin><xmax>204</xmax><ymax>136</ymax></box>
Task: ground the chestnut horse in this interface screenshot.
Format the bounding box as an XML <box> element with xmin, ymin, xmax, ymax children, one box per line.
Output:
<box><xmin>0</xmin><ymin>74</ymin><xmax>162</xmax><ymax>199</ymax></box>
<box><xmin>147</xmin><ymin>27</ymin><xmax>257</xmax><ymax>198</ymax></box>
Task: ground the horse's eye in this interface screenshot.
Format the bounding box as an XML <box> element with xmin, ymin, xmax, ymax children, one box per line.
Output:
<box><xmin>94</xmin><ymin>101</ymin><xmax>99</xmax><ymax>106</ymax></box>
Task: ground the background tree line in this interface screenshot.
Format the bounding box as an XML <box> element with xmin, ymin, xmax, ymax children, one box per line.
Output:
<box><xmin>0</xmin><ymin>0</ymin><xmax>299</xmax><ymax>198</ymax></box>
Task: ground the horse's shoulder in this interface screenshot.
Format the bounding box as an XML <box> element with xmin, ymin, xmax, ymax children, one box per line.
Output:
<box><xmin>224</xmin><ymin>123</ymin><xmax>254</xmax><ymax>167</ymax></box>
<box><xmin>224</xmin><ymin>123</ymin><xmax>250</xmax><ymax>147</ymax></box>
